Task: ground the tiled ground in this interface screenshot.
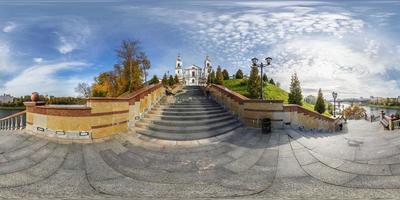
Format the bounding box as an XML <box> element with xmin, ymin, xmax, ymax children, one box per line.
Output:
<box><xmin>1</xmin><ymin>120</ymin><xmax>400</xmax><ymax>199</ymax></box>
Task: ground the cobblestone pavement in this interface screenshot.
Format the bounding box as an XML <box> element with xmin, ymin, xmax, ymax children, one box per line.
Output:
<box><xmin>2</xmin><ymin>120</ymin><xmax>400</xmax><ymax>199</ymax></box>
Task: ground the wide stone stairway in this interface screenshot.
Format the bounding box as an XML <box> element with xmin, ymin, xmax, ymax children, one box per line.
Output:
<box><xmin>135</xmin><ymin>86</ymin><xmax>243</xmax><ymax>141</ymax></box>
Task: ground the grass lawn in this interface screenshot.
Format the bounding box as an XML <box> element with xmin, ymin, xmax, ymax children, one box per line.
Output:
<box><xmin>223</xmin><ymin>79</ymin><xmax>331</xmax><ymax>117</ymax></box>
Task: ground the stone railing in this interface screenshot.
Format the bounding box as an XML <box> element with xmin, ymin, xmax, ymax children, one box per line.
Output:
<box><xmin>0</xmin><ymin>110</ymin><xmax>26</xmax><ymax>130</ymax></box>
<box><xmin>24</xmin><ymin>83</ymin><xmax>165</xmax><ymax>142</ymax></box>
<box><xmin>205</xmin><ymin>84</ymin><xmax>342</xmax><ymax>132</ymax></box>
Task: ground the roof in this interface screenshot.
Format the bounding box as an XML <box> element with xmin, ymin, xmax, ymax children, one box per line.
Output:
<box><xmin>185</xmin><ymin>64</ymin><xmax>201</xmax><ymax>70</ymax></box>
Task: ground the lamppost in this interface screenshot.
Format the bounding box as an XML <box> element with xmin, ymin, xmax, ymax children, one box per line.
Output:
<box><xmin>332</xmin><ymin>91</ymin><xmax>338</xmax><ymax>118</ymax></box>
<box><xmin>251</xmin><ymin>57</ymin><xmax>272</xmax><ymax>100</ymax></box>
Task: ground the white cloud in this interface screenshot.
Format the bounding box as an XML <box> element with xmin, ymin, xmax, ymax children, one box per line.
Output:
<box><xmin>2</xmin><ymin>22</ymin><xmax>16</xmax><ymax>33</ymax></box>
<box><xmin>55</xmin><ymin>18</ymin><xmax>91</xmax><ymax>54</ymax></box>
<box><xmin>33</xmin><ymin>57</ymin><xmax>43</xmax><ymax>63</ymax></box>
<box><xmin>3</xmin><ymin>61</ymin><xmax>91</xmax><ymax>96</ymax></box>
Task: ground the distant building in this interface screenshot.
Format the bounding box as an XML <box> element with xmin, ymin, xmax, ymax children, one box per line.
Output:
<box><xmin>175</xmin><ymin>55</ymin><xmax>212</xmax><ymax>86</ymax></box>
<box><xmin>0</xmin><ymin>94</ymin><xmax>13</xmax><ymax>104</ymax></box>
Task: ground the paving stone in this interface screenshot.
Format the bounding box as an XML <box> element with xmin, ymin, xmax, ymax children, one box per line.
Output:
<box><xmin>220</xmin><ymin>165</ymin><xmax>275</xmax><ymax>191</ymax></box>
<box><xmin>4</xmin><ymin>140</ymin><xmax>48</xmax><ymax>161</ymax></box>
<box><xmin>345</xmin><ymin>175</ymin><xmax>400</xmax><ymax>189</ymax></box>
<box><xmin>309</xmin><ymin>150</ymin><xmax>345</xmax><ymax>168</ymax></box>
<box><xmin>337</xmin><ymin>161</ymin><xmax>391</xmax><ymax>176</ymax></box>
<box><xmin>0</xmin><ymin>158</ymin><xmax>35</xmax><ymax>175</ymax></box>
<box><xmin>276</xmin><ymin>156</ymin><xmax>308</xmax><ymax>178</ymax></box>
<box><xmin>292</xmin><ymin>148</ymin><xmax>318</xmax><ymax>166</ymax></box>
<box><xmin>302</xmin><ymin>162</ymin><xmax>358</xmax><ymax>185</ymax></box>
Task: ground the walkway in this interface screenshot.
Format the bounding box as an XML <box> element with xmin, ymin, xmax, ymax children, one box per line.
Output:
<box><xmin>1</xmin><ymin>119</ymin><xmax>400</xmax><ymax>199</ymax></box>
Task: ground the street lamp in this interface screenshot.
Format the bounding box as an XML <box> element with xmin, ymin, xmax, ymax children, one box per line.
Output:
<box><xmin>332</xmin><ymin>91</ymin><xmax>338</xmax><ymax>118</ymax></box>
<box><xmin>251</xmin><ymin>57</ymin><xmax>272</xmax><ymax>100</ymax></box>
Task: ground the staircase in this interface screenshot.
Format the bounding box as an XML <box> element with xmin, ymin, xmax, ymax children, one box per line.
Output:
<box><xmin>135</xmin><ymin>86</ymin><xmax>243</xmax><ymax>140</ymax></box>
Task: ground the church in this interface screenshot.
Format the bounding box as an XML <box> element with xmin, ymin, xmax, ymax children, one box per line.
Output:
<box><xmin>175</xmin><ymin>55</ymin><xmax>212</xmax><ymax>86</ymax></box>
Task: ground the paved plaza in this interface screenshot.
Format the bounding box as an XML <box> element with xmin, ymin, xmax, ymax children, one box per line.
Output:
<box><xmin>1</xmin><ymin>120</ymin><xmax>400</xmax><ymax>199</ymax></box>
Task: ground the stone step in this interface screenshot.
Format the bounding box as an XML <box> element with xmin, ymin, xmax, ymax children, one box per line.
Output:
<box><xmin>149</xmin><ymin>109</ymin><xmax>225</xmax><ymax>116</ymax></box>
<box><xmin>153</xmin><ymin>106</ymin><xmax>224</xmax><ymax>112</ymax></box>
<box><xmin>144</xmin><ymin>112</ymin><xmax>232</xmax><ymax>121</ymax></box>
<box><xmin>135</xmin><ymin>123</ymin><xmax>243</xmax><ymax>141</ymax></box>
<box><xmin>136</xmin><ymin>118</ymin><xmax>239</xmax><ymax>133</ymax></box>
<box><xmin>142</xmin><ymin>115</ymin><xmax>235</xmax><ymax>127</ymax></box>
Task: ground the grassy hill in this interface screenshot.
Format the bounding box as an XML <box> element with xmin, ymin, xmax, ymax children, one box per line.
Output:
<box><xmin>223</xmin><ymin>79</ymin><xmax>331</xmax><ymax>116</ymax></box>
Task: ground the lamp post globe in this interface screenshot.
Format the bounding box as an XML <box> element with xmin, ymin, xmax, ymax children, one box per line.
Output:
<box><xmin>250</xmin><ymin>57</ymin><xmax>272</xmax><ymax>100</ymax></box>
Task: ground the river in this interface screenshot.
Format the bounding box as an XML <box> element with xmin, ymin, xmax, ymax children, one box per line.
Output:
<box><xmin>0</xmin><ymin>108</ymin><xmax>25</xmax><ymax>119</ymax></box>
<box><xmin>337</xmin><ymin>103</ymin><xmax>399</xmax><ymax>117</ymax></box>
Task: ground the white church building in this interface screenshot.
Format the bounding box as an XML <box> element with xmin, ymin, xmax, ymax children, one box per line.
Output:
<box><xmin>175</xmin><ymin>55</ymin><xmax>212</xmax><ymax>86</ymax></box>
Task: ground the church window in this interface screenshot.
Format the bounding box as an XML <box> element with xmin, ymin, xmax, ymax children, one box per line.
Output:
<box><xmin>192</xmin><ymin>71</ymin><xmax>195</xmax><ymax>77</ymax></box>
<box><xmin>192</xmin><ymin>79</ymin><xmax>195</xmax><ymax>83</ymax></box>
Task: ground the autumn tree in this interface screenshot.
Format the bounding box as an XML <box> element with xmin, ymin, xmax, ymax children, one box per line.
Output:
<box><xmin>314</xmin><ymin>88</ymin><xmax>326</xmax><ymax>114</ymax></box>
<box><xmin>247</xmin><ymin>66</ymin><xmax>261</xmax><ymax>99</ymax></box>
<box><xmin>288</xmin><ymin>72</ymin><xmax>303</xmax><ymax>105</ymax></box>
<box><xmin>235</xmin><ymin>69</ymin><xmax>244</xmax><ymax>79</ymax></box>
<box><xmin>215</xmin><ymin>66</ymin><xmax>224</xmax><ymax>85</ymax></box>
<box><xmin>75</xmin><ymin>82</ymin><xmax>91</xmax><ymax>97</ymax></box>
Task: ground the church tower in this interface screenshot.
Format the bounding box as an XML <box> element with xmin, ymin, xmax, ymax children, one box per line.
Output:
<box><xmin>203</xmin><ymin>55</ymin><xmax>212</xmax><ymax>79</ymax></box>
<box><xmin>175</xmin><ymin>55</ymin><xmax>183</xmax><ymax>79</ymax></box>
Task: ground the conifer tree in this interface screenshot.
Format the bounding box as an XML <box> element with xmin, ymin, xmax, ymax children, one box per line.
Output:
<box><xmin>149</xmin><ymin>75</ymin><xmax>159</xmax><ymax>85</ymax></box>
<box><xmin>288</xmin><ymin>72</ymin><xmax>303</xmax><ymax>105</ymax></box>
<box><xmin>262</xmin><ymin>74</ymin><xmax>268</xmax><ymax>82</ymax></box>
<box><xmin>215</xmin><ymin>66</ymin><xmax>224</xmax><ymax>85</ymax></box>
<box><xmin>235</xmin><ymin>69</ymin><xmax>244</xmax><ymax>79</ymax></box>
<box><xmin>162</xmin><ymin>73</ymin><xmax>168</xmax><ymax>86</ymax></box>
<box><xmin>269</xmin><ymin>78</ymin><xmax>275</xmax><ymax>85</ymax></box>
<box><xmin>314</xmin><ymin>88</ymin><xmax>326</xmax><ymax>114</ymax></box>
<box><xmin>247</xmin><ymin>66</ymin><xmax>261</xmax><ymax>99</ymax></box>
<box><xmin>222</xmin><ymin>69</ymin><xmax>230</xmax><ymax>80</ymax></box>
<box><xmin>168</xmin><ymin>75</ymin><xmax>175</xmax><ymax>86</ymax></box>
<box><xmin>174</xmin><ymin>74</ymin><xmax>179</xmax><ymax>84</ymax></box>
<box><xmin>210</xmin><ymin>70</ymin><xmax>216</xmax><ymax>84</ymax></box>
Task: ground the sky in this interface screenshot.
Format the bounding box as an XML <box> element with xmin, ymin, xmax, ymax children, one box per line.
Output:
<box><xmin>0</xmin><ymin>0</ymin><xmax>400</xmax><ymax>99</ymax></box>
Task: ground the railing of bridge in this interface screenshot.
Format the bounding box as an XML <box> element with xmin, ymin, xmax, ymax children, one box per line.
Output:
<box><xmin>0</xmin><ymin>110</ymin><xmax>26</xmax><ymax>130</ymax></box>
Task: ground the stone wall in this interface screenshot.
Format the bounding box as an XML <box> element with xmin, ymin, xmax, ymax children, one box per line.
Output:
<box><xmin>206</xmin><ymin>84</ymin><xmax>341</xmax><ymax>132</ymax></box>
<box><xmin>24</xmin><ymin>83</ymin><xmax>165</xmax><ymax>143</ymax></box>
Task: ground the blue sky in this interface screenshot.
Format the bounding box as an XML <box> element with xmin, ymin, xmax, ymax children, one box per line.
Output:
<box><xmin>0</xmin><ymin>0</ymin><xmax>400</xmax><ymax>98</ymax></box>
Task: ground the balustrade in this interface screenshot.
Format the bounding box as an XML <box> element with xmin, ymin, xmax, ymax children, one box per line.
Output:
<box><xmin>0</xmin><ymin>111</ymin><xmax>26</xmax><ymax>131</ymax></box>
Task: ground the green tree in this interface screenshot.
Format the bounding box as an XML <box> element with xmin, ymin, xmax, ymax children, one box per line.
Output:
<box><xmin>174</xmin><ymin>74</ymin><xmax>179</xmax><ymax>84</ymax></box>
<box><xmin>247</xmin><ymin>66</ymin><xmax>261</xmax><ymax>99</ymax></box>
<box><xmin>269</xmin><ymin>78</ymin><xmax>275</xmax><ymax>85</ymax></box>
<box><xmin>210</xmin><ymin>70</ymin><xmax>216</xmax><ymax>84</ymax></box>
<box><xmin>162</xmin><ymin>73</ymin><xmax>168</xmax><ymax>86</ymax></box>
<box><xmin>262</xmin><ymin>74</ymin><xmax>268</xmax><ymax>82</ymax></box>
<box><xmin>215</xmin><ymin>66</ymin><xmax>224</xmax><ymax>85</ymax></box>
<box><xmin>222</xmin><ymin>69</ymin><xmax>230</xmax><ymax>80</ymax></box>
<box><xmin>168</xmin><ymin>75</ymin><xmax>175</xmax><ymax>86</ymax></box>
<box><xmin>288</xmin><ymin>72</ymin><xmax>303</xmax><ymax>105</ymax></box>
<box><xmin>235</xmin><ymin>69</ymin><xmax>244</xmax><ymax>79</ymax></box>
<box><xmin>149</xmin><ymin>75</ymin><xmax>159</xmax><ymax>85</ymax></box>
<box><xmin>314</xmin><ymin>88</ymin><xmax>326</xmax><ymax>114</ymax></box>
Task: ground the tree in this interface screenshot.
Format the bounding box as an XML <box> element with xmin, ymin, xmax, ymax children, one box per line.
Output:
<box><xmin>222</xmin><ymin>69</ymin><xmax>230</xmax><ymax>80</ymax></box>
<box><xmin>235</xmin><ymin>69</ymin><xmax>244</xmax><ymax>79</ymax></box>
<box><xmin>314</xmin><ymin>88</ymin><xmax>326</xmax><ymax>114</ymax></box>
<box><xmin>162</xmin><ymin>73</ymin><xmax>168</xmax><ymax>86</ymax></box>
<box><xmin>137</xmin><ymin>52</ymin><xmax>151</xmax><ymax>84</ymax></box>
<box><xmin>269</xmin><ymin>78</ymin><xmax>275</xmax><ymax>85</ymax></box>
<box><xmin>288</xmin><ymin>72</ymin><xmax>303</xmax><ymax>105</ymax></box>
<box><xmin>116</xmin><ymin>40</ymin><xmax>144</xmax><ymax>93</ymax></box>
<box><xmin>149</xmin><ymin>75</ymin><xmax>159</xmax><ymax>85</ymax></box>
<box><xmin>262</xmin><ymin>74</ymin><xmax>268</xmax><ymax>82</ymax></box>
<box><xmin>174</xmin><ymin>74</ymin><xmax>179</xmax><ymax>84</ymax></box>
<box><xmin>215</xmin><ymin>66</ymin><xmax>224</xmax><ymax>85</ymax></box>
<box><xmin>210</xmin><ymin>70</ymin><xmax>216</xmax><ymax>84</ymax></box>
<box><xmin>247</xmin><ymin>66</ymin><xmax>261</xmax><ymax>99</ymax></box>
<box><xmin>75</xmin><ymin>82</ymin><xmax>92</xmax><ymax>97</ymax></box>
<box><xmin>168</xmin><ymin>75</ymin><xmax>175</xmax><ymax>86</ymax></box>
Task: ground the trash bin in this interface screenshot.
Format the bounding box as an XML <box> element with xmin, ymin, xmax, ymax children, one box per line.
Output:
<box><xmin>261</xmin><ymin>118</ymin><xmax>271</xmax><ymax>134</ymax></box>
